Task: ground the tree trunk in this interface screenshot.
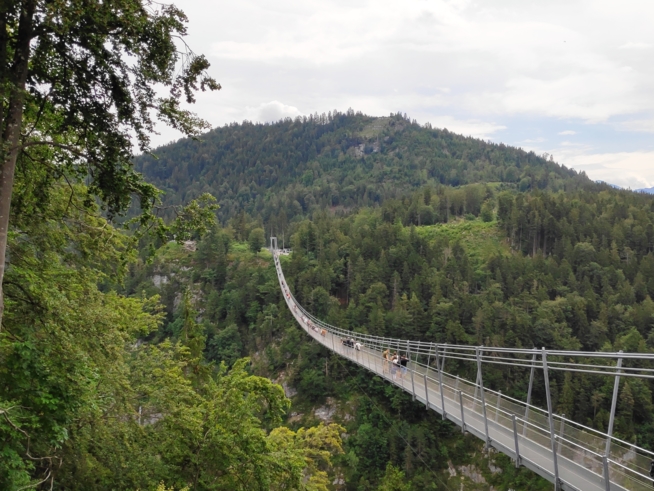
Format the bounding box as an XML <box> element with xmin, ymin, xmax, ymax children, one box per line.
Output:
<box><xmin>0</xmin><ymin>0</ymin><xmax>36</xmax><ymax>328</ymax></box>
<box><xmin>532</xmin><ymin>229</ymin><xmax>537</xmax><ymax>257</ymax></box>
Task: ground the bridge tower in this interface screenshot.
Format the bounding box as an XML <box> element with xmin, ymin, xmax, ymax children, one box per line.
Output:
<box><xmin>270</xmin><ymin>236</ymin><xmax>277</xmax><ymax>251</ymax></box>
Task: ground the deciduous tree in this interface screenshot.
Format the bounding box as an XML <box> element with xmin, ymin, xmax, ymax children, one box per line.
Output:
<box><xmin>0</xmin><ymin>0</ymin><xmax>220</xmax><ymax>324</ymax></box>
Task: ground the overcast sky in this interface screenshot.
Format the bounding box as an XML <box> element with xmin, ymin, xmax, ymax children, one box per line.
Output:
<box><xmin>159</xmin><ymin>0</ymin><xmax>654</xmax><ymax>189</ymax></box>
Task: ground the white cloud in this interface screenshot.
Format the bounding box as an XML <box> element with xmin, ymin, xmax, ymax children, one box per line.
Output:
<box><xmin>619</xmin><ymin>41</ymin><xmax>652</xmax><ymax>49</ymax></box>
<box><xmin>427</xmin><ymin>116</ymin><xmax>506</xmax><ymax>139</ymax></box>
<box><xmin>495</xmin><ymin>68</ymin><xmax>641</xmax><ymax>122</ymax></box>
<box><xmin>551</xmin><ymin>148</ymin><xmax>654</xmax><ymax>189</ymax></box>
<box><xmin>614</xmin><ymin>119</ymin><xmax>654</xmax><ymax>133</ymax></box>
<box><xmin>510</xmin><ymin>137</ymin><xmax>654</xmax><ymax>189</ymax></box>
<box><xmin>198</xmin><ymin>0</ymin><xmax>654</xmax><ymax>123</ymax></box>
<box><xmin>146</xmin><ymin>0</ymin><xmax>654</xmax><ymax>187</ymax></box>
<box><xmin>558</xmin><ymin>130</ymin><xmax>576</xmax><ymax>135</ymax></box>
<box><xmin>246</xmin><ymin>101</ymin><xmax>302</xmax><ymax>123</ymax></box>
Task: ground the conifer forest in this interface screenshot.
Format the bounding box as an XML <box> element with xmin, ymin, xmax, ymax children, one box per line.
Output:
<box><xmin>2</xmin><ymin>1</ymin><xmax>654</xmax><ymax>490</ymax></box>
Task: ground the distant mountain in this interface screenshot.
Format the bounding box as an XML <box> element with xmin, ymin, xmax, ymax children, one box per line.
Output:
<box><xmin>136</xmin><ymin>111</ymin><xmax>594</xmax><ymax>224</ymax></box>
<box><xmin>636</xmin><ymin>187</ymin><xmax>654</xmax><ymax>194</ymax></box>
<box><xmin>595</xmin><ymin>180</ymin><xmax>623</xmax><ymax>189</ymax></box>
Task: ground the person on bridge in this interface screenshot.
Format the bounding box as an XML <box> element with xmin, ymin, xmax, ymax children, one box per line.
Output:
<box><xmin>382</xmin><ymin>349</ymin><xmax>390</xmax><ymax>374</ymax></box>
<box><xmin>391</xmin><ymin>354</ymin><xmax>399</xmax><ymax>379</ymax></box>
<box><xmin>650</xmin><ymin>460</ymin><xmax>654</xmax><ymax>486</ymax></box>
<box><xmin>354</xmin><ymin>341</ymin><xmax>361</xmax><ymax>351</ymax></box>
<box><xmin>400</xmin><ymin>354</ymin><xmax>409</xmax><ymax>377</ymax></box>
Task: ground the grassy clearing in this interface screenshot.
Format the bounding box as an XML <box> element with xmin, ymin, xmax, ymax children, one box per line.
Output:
<box><xmin>359</xmin><ymin>117</ymin><xmax>390</xmax><ymax>139</ymax></box>
<box><xmin>257</xmin><ymin>248</ymin><xmax>273</xmax><ymax>259</ymax></box>
<box><xmin>416</xmin><ymin>218</ymin><xmax>509</xmax><ymax>265</ymax></box>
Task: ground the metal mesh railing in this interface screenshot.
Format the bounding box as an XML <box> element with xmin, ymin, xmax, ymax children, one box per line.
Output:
<box><xmin>272</xmin><ymin>244</ymin><xmax>654</xmax><ymax>491</ymax></box>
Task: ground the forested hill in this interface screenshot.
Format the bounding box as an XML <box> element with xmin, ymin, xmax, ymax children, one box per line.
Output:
<box><xmin>136</xmin><ymin>110</ymin><xmax>593</xmax><ymax>226</ymax></box>
<box><xmin>125</xmin><ymin>111</ymin><xmax>654</xmax><ymax>489</ymax></box>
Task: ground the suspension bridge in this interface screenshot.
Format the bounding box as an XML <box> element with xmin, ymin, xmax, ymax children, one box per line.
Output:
<box><xmin>271</xmin><ymin>238</ymin><xmax>654</xmax><ymax>491</ymax></box>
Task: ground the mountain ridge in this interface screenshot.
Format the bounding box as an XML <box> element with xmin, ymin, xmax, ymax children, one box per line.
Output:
<box><xmin>127</xmin><ymin>111</ymin><xmax>654</xmax><ymax>491</ymax></box>
<box><xmin>136</xmin><ymin>111</ymin><xmax>594</xmax><ymax>225</ymax></box>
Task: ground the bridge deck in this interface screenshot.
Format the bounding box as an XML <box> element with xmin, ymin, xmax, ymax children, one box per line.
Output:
<box><xmin>274</xmin><ymin>250</ymin><xmax>651</xmax><ymax>491</ymax></box>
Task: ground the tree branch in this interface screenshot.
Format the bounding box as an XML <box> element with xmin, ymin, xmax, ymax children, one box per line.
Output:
<box><xmin>16</xmin><ymin>141</ymin><xmax>88</xmax><ymax>159</ymax></box>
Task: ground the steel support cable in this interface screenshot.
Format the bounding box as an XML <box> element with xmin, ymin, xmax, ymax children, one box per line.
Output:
<box><xmin>287</xmin><ymin>320</ymin><xmax>654</xmax><ymax>485</ymax></box>
<box><xmin>435</xmin><ymin>354</ymin><xmax>654</xmax><ymax>379</ymax></box>
<box><xmin>276</xmin><ymin>254</ymin><xmax>654</xmax><ymax>380</ymax></box>
<box><xmin>276</xmin><ymin>258</ymin><xmax>654</xmax><ymax>486</ymax></box>
<box><xmin>289</xmin><ymin>306</ymin><xmax>654</xmax><ymax>377</ymax></box>
<box><xmin>281</xmin><ymin>268</ymin><xmax>624</xmax><ymax>376</ymax></box>
<box><xmin>435</xmin><ymin>339</ymin><xmax>651</xmax><ymax>361</ymax></box>
<box><xmin>409</xmin><ymin>340</ymin><xmax>654</xmax><ymax>359</ymax></box>
<box><xmin>283</xmin><ymin>265</ymin><xmax>640</xmax><ymax>374</ymax></box>
<box><xmin>458</xmin><ymin>354</ymin><xmax>654</xmax><ymax>381</ymax></box>
<box><xmin>274</xmin><ymin>250</ymin><xmax>654</xmax><ymax>489</ymax></box>
<box><xmin>277</xmin><ymin>254</ymin><xmax>654</xmax><ymax>466</ymax></box>
<box><xmin>432</xmin><ymin>343</ymin><xmax>654</xmax><ymax>360</ymax></box>
<box><xmin>475</xmin><ymin>353</ymin><xmax>654</xmax><ymax>373</ymax></box>
<box><xmin>342</xmin><ymin>335</ymin><xmax>654</xmax><ymax>472</ymax></box>
<box><xmin>289</xmin><ymin>292</ymin><xmax>654</xmax><ymax>379</ymax></box>
<box><xmin>445</xmin><ymin>348</ymin><xmax>654</xmax><ymax>366</ymax></box>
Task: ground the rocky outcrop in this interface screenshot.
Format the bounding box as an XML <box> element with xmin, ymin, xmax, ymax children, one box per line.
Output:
<box><xmin>314</xmin><ymin>400</ymin><xmax>337</xmax><ymax>422</ymax></box>
<box><xmin>273</xmin><ymin>371</ymin><xmax>298</xmax><ymax>398</ymax></box>
<box><xmin>152</xmin><ymin>274</ymin><xmax>169</xmax><ymax>287</ymax></box>
<box><xmin>446</xmin><ymin>456</ymin><xmax>505</xmax><ymax>491</ymax></box>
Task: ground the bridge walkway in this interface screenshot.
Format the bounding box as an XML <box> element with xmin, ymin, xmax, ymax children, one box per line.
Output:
<box><xmin>273</xmin><ymin>247</ymin><xmax>653</xmax><ymax>491</ymax></box>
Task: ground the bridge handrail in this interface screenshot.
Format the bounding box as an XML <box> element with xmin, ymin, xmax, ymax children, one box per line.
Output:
<box><xmin>278</xmin><ymin>258</ymin><xmax>654</xmax><ymax>375</ymax></box>
<box><xmin>273</xmin><ymin>247</ymin><xmax>654</xmax><ymax>488</ymax></box>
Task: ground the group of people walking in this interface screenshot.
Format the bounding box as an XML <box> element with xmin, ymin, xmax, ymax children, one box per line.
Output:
<box><xmin>341</xmin><ymin>337</ymin><xmax>362</xmax><ymax>351</ymax></box>
<box><xmin>278</xmin><ymin>251</ymin><xmax>408</xmax><ymax>382</ymax></box>
<box><xmin>278</xmin><ymin>254</ymin><xmax>348</xmax><ymax>346</ymax></box>
<box><xmin>382</xmin><ymin>349</ymin><xmax>409</xmax><ymax>379</ymax></box>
